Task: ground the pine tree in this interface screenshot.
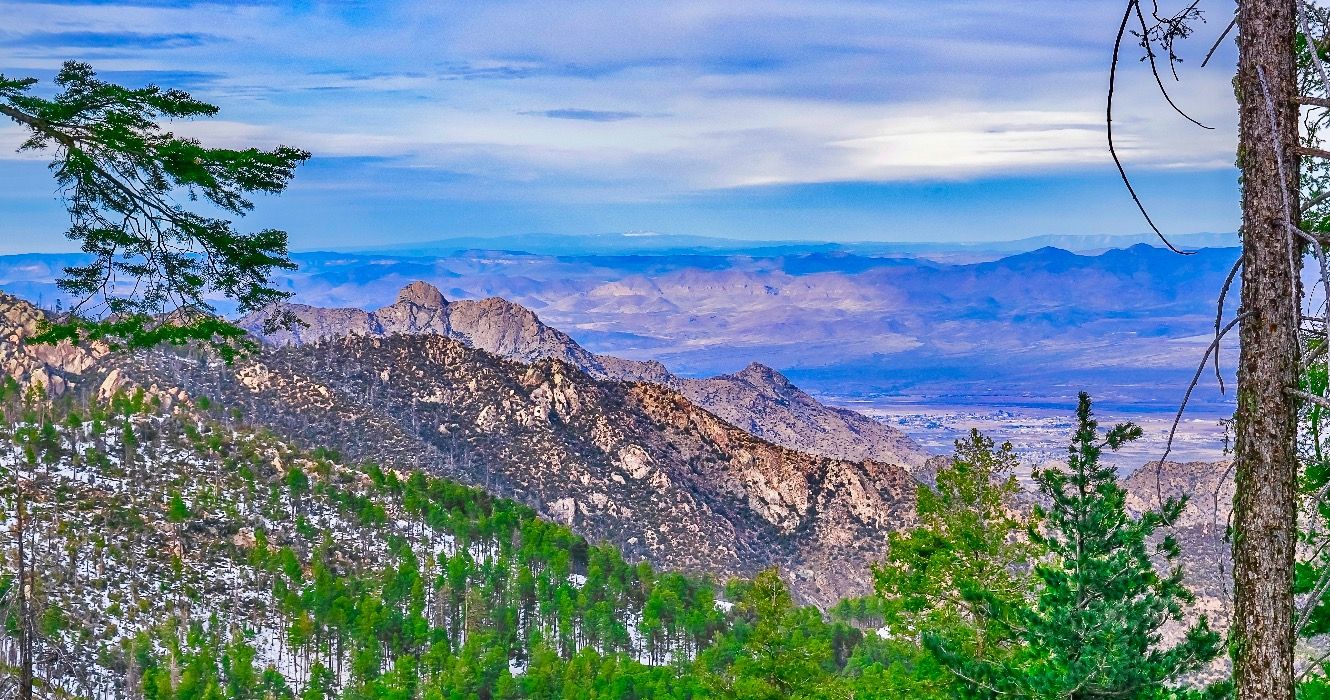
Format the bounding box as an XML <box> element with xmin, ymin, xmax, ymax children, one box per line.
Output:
<box><xmin>943</xmin><ymin>392</ymin><xmax>1220</xmax><ymax>698</ymax></box>
<box><xmin>0</xmin><ymin>61</ymin><xmax>308</xmax><ymax>358</ymax></box>
<box><xmin>701</xmin><ymin>568</ymin><xmax>848</xmax><ymax>700</ymax></box>
<box><xmin>167</xmin><ymin>492</ymin><xmax>191</xmax><ymax>524</ymax></box>
<box><xmin>875</xmin><ymin>429</ymin><xmax>1039</xmax><ymax>695</ymax></box>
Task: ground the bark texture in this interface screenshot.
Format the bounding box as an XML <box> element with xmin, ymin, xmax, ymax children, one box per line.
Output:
<box><xmin>1234</xmin><ymin>0</ymin><xmax>1301</xmax><ymax>698</ymax></box>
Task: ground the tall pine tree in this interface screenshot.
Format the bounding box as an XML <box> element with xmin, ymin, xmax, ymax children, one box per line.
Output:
<box><xmin>941</xmin><ymin>392</ymin><xmax>1220</xmax><ymax>698</ymax></box>
<box><xmin>875</xmin><ymin>430</ymin><xmax>1039</xmax><ymax>697</ymax></box>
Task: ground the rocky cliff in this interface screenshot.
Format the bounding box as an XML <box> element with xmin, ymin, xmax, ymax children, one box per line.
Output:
<box><xmin>240</xmin><ymin>282</ymin><xmax>930</xmax><ymax>471</ymax></box>
<box><xmin>1122</xmin><ymin>459</ymin><xmax>1234</xmax><ymax>623</ymax></box>
<box><xmin>0</xmin><ymin>291</ymin><xmax>100</xmax><ymax>394</ymax></box>
<box><xmin>102</xmin><ymin>333</ymin><xmax>916</xmax><ymax>605</ymax></box>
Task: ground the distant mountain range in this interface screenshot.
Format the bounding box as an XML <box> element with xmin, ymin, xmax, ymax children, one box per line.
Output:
<box><xmin>344</xmin><ymin>231</ymin><xmax>1238</xmax><ymax>259</ymax></box>
<box><xmin>0</xmin><ymin>240</ymin><xmax>1243</xmax><ymax>416</ymax></box>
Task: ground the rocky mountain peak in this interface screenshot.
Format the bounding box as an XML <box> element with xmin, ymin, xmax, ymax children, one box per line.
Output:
<box><xmin>396</xmin><ymin>280</ymin><xmax>447</xmax><ymax>308</ymax></box>
<box><xmin>238</xmin><ymin>286</ymin><xmax>931</xmax><ymax>471</ymax></box>
<box><xmin>733</xmin><ymin>362</ymin><xmax>794</xmax><ymax>390</ymax></box>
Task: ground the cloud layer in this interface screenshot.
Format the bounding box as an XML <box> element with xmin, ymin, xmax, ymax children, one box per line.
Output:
<box><xmin>0</xmin><ymin>0</ymin><xmax>1243</xmax><ymax>246</ymax></box>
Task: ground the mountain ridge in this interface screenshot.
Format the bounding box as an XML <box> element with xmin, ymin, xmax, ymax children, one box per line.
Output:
<box><xmin>238</xmin><ymin>282</ymin><xmax>931</xmax><ymax>471</ymax></box>
<box><xmin>0</xmin><ymin>291</ymin><xmax>918</xmax><ymax>606</ymax></box>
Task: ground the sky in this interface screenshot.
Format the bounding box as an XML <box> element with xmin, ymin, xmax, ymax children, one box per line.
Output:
<box><xmin>0</xmin><ymin>0</ymin><xmax>1244</xmax><ymax>252</ymax></box>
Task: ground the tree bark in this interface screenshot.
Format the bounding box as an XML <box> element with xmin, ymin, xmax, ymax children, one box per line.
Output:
<box><xmin>1234</xmin><ymin>0</ymin><xmax>1301</xmax><ymax>698</ymax></box>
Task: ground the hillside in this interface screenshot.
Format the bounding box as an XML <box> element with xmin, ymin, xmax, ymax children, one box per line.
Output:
<box><xmin>0</xmin><ymin>292</ymin><xmax>917</xmax><ymax>607</ymax></box>
<box><xmin>101</xmin><ymin>334</ymin><xmax>916</xmax><ymax>607</ymax></box>
<box><xmin>0</xmin><ymin>291</ymin><xmax>100</xmax><ymax>395</ymax></box>
<box><xmin>3</xmin><ymin>388</ymin><xmax>899</xmax><ymax>699</ymax></box>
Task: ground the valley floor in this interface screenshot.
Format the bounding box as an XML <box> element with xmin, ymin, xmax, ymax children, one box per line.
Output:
<box><xmin>847</xmin><ymin>401</ymin><xmax>1231</xmax><ymax>475</ymax></box>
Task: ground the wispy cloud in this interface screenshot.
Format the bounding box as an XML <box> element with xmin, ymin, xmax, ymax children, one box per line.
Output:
<box><xmin>524</xmin><ymin>109</ymin><xmax>645</xmax><ymax>122</ymax></box>
<box><xmin>0</xmin><ymin>31</ymin><xmax>214</xmax><ymax>49</ymax></box>
<box><xmin>0</xmin><ymin>0</ymin><xmax>1241</xmax><ymax>246</ymax></box>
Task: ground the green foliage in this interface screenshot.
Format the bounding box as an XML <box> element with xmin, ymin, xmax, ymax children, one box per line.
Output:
<box><xmin>875</xmin><ymin>429</ymin><xmax>1041</xmax><ymax>696</ymax></box>
<box><xmin>138</xmin><ymin>623</ymin><xmax>294</xmax><ymax>700</ymax></box>
<box><xmin>0</xmin><ymin>61</ymin><xmax>308</xmax><ymax>358</ymax></box>
<box><xmin>4</xmin><ymin>392</ymin><xmax>1232</xmax><ymax>699</ymax></box>
<box><xmin>942</xmin><ymin>392</ymin><xmax>1220</xmax><ymax>698</ymax></box>
<box><xmin>167</xmin><ymin>491</ymin><xmax>191</xmax><ymax>524</ymax></box>
<box><xmin>699</xmin><ymin>568</ymin><xmax>850</xmax><ymax>699</ymax></box>
<box><xmin>1294</xmin><ymin>338</ymin><xmax>1330</xmax><ymax>691</ymax></box>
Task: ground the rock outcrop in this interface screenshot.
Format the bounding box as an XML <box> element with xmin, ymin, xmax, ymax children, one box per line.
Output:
<box><xmin>242</xmin><ymin>284</ymin><xmax>604</xmax><ymax>370</ymax></box>
<box><xmin>0</xmin><ymin>292</ymin><xmax>100</xmax><ymax>394</ymax></box>
<box><xmin>241</xmin><ymin>282</ymin><xmax>930</xmax><ymax>471</ymax></box>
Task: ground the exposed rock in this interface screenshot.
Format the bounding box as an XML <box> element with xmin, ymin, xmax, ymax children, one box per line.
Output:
<box><xmin>105</xmin><ymin>333</ymin><xmax>917</xmax><ymax>605</ymax></box>
<box><xmin>397</xmin><ymin>280</ymin><xmax>447</xmax><ymax>308</ymax></box>
<box><xmin>0</xmin><ymin>292</ymin><xmax>101</xmax><ymax>395</ymax></box>
<box><xmin>671</xmin><ymin>362</ymin><xmax>930</xmax><ymax>472</ymax></box>
<box><xmin>243</xmin><ymin>283</ymin><xmax>603</xmax><ymax>370</ymax></box>
<box><xmin>242</xmin><ymin>282</ymin><xmax>931</xmax><ymax>472</ymax></box>
<box><xmin>548</xmin><ymin>497</ymin><xmax>577</xmax><ymax>525</ymax></box>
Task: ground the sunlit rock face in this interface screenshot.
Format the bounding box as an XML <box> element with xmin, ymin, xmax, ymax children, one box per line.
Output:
<box><xmin>241</xmin><ymin>282</ymin><xmax>931</xmax><ymax>472</ymax></box>
<box><xmin>0</xmin><ymin>293</ymin><xmax>100</xmax><ymax>395</ymax></box>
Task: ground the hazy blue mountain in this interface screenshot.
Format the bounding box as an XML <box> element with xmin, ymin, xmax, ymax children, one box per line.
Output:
<box><xmin>0</xmin><ymin>240</ymin><xmax>1242</xmax><ymax>416</ymax></box>
<box><xmin>343</xmin><ymin>231</ymin><xmax>1238</xmax><ymax>260</ymax></box>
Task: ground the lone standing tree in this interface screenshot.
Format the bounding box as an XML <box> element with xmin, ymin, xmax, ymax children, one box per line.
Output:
<box><xmin>1112</xmin><ymin>0</ymin><xmax>1303</xmax><ymax>696</ymax></box>
<box><xmin>1231</xmin><ymin>1</ymin><xmax>1301</xmax><ymax>697</ymax></box>
<box><xmin>0</xmin><ymin>61</ymin><xmax>308</xmax><ymax>358</ymax></box>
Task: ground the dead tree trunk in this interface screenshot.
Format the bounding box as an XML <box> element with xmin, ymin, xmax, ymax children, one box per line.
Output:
<box><xmin>16</xmin><ymin>475</ymin><xmax>31</xmax><ymax>700</ymax></box>
<box><xmin>1234</xmin><ymin>0</ymin><xmax>1301</xmax><ymax>697</ymax></box>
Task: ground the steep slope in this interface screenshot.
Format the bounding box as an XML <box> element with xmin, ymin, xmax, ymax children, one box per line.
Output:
<box><xmin>239</xmin><ymin>282</ymin><xmax>930</xmax><ymax>470</ymax></box>
<box><xmin>673</xmin><ymin>362</ymin><xmax>927</xmax><ymax>470</ymax></box>
<box><xmin>1</xmin><ymin>397</ymin><xmax>747</xmax><ymax>698</ymax></box>
<box><xmin>1122</xmin><ymin>459</ymin><xmax>1234</xmax><ymax>626</ymax></box>
<box><xmin>101</xmin><ymin>334</ymin><xmax>916</xmax><ymax>606</ymax></box>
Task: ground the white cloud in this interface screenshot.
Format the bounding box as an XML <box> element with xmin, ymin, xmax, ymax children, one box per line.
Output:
<box><xmin>0</xmin><ymin>0</ymin><xmax>1243</xmax><ymax>196</ymax></box>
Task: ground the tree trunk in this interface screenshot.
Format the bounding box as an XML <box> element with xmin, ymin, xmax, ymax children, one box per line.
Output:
<box><xmin>16</xmin><ymin>478</ymin><xmax>32</xmax><ymax>700</ymax></box>
<box><xmin>1234</xmin><ymin>0</ymin><xmax>1301</xmax><ymax>698</ymax></box>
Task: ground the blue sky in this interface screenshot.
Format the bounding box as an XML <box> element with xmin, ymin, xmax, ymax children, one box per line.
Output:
<box><xmin>0</xmin><ymin>0</ymin><xmax>1242</xmax><ymax>252</ymax></box>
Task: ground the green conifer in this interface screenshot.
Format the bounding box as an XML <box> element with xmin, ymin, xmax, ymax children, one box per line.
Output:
<box><xmin>941</xmin><ymin>392</ymin><xmax>1220</xmax><ymax>698</ymax></box>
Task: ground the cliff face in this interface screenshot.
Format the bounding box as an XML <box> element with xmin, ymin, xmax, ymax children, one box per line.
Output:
<box><xmin>0</xmin><ymin>292</ymin><xmax>100</xmax><ymax>394</ymax></box>
<box><xmin>1122</xmin><ymin>459</ymin><xmax>1234</xmax><ymax>619</ymax></box>
<box><xmin>102</xmin><ymin>334</ymin><xmax>915</xmax><ymax>606</ymax></box>
<box><xmin>240</xmin><ymin>282</ymin><xmax>930</xmax><ymax>471</ymax></box>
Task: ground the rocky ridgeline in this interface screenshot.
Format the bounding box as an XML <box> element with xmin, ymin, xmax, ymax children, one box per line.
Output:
<box><xmin>240</xmin><ymin>282</ymin><xmax>931</xmax><ymax>472</ymax></box>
